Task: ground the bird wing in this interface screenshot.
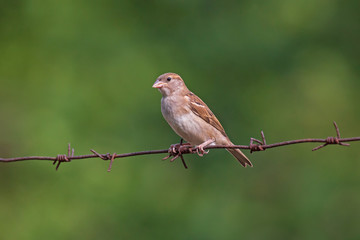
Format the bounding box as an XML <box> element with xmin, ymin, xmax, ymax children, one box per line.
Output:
<box><xmin>186</xmin><ymin>92</ymin><xmax>228</xmax><ymax>138</ymax></box>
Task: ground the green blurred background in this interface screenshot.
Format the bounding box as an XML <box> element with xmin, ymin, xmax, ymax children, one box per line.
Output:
<box><xmin>1</xmin><ymin>0</ymin><xmax>359</xmax><ymax>239</ymax></box>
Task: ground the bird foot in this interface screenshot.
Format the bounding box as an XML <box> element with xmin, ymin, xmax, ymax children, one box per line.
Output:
<box><xmin>194</xmin><ymin>138</ymin><xmax>215</xmax><ymax>157</ymax></box>
<box><xmin>163</xmin><ymin>142</ymin><xmax>191</xmax><ymax>161</ymax></box>
<box><xmin>162</xmin><ymin>141</ymin><xmax>191</xmax><ymax>169</ymax></box>
<box><xmin>195</xmin><ymin>146</ymin><xmax>209</xmax><ymax>157</ymax></box>
<box><xmin>169</xmin><ymin>142</ymin><xmax>192</xmax><ymax>155</ymax></box>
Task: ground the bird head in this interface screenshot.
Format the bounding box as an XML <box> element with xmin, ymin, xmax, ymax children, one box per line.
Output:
<box><xmin>152</xmin><ymin>73</ymin><xmax>188</xmax><ymax>96</ymax></box>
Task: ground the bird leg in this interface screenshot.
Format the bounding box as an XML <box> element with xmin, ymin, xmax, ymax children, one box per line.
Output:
<box><xmin>162</xmin><ymin>139</ymin><xmax>191</xmax><ymax>169</ymax></box>
<box><xmin>169</xmin><ymin>141</ymin><xmax>192</xmax><ymax>155</ymax></box>
<box><xmin>163</xmin><ymin>139</ymin><xmax>191</xmax><ymax>161</ymax></box>
<box><xmin>195</xmin><ymin>138</ymin><xmax>215</xmax><ymax>157</ymax></box>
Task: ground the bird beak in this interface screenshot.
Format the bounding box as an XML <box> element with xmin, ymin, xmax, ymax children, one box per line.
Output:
<box><xmin>152</xmin><ymin>80</ymin><xmax>165</xmax><ymax>89</ymax></box>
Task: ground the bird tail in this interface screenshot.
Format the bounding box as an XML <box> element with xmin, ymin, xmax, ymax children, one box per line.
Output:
<box><xmin>226</xmin><ymin>148</ymin><xmax>253</xmax><ymax>167</ymax></box>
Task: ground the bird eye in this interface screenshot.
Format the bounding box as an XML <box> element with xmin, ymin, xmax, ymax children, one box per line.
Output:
<box><xmin>167</xmin><ymin>77</ymin><xmax>172</xmax><ymax>81</ymax></box>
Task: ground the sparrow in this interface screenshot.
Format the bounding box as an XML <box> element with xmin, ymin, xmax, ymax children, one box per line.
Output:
<box><xmin>152</xmin><ymin>72</ymin><xmax>252</xmax><ymax>167</ymax></box>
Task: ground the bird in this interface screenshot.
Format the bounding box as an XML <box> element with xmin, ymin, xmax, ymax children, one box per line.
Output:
<box><xmin>152</xmin><ymin>72</ymin><xmax>252</xmax><ymax>167</ymax></box>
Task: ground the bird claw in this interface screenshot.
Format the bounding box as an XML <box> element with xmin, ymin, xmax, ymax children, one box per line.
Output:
<box><xmin>162</xmin><ymin>144</ymin><xmax>182</xmax><ymax>160</ymax></box>
<box><xmin>195</xmin><ymin>146</ymin><xmax>209</xmax><ymax>157</ymax></box>
<box><xmin>169</xmin><ymin>143</ymin><xmax>180</xmax><ymax>154</ymax></box>
<box><xmin>193</xmin><ymin>138</ymin><xmax>214</xmax><ymax>157</ymax></box>
<box><xmin>170</xmin><ymin>154</ymin><xmax>180</xmax><ymax>162</ymax></box>
<box><xmin>162</xmin><ymin>155</ymin><xmax>171</xmax><ymax>160</ymax></box>
<box><xmin>163</xmin><ymin>141</ymin><xmax>191</xmax><ymax>169</ymax></box>
<box><xmin>168</xmin><ymin>142</ymin><xmax>191</xmax><ymax>155</ymax></box>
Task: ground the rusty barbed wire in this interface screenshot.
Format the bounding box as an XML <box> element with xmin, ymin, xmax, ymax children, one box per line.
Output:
<box><xmin>0</xmin><ymin>122</ymin><xmax>359</xmax><ymax>171</ymax></box>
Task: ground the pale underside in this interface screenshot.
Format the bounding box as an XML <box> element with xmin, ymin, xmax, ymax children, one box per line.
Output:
<box><xmin>161</xmin><ymin>92</ymin><xmax>231</xmax><ymax>146</ymax></box>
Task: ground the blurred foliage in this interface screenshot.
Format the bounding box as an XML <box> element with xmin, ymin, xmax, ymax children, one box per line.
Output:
<box><xmin>0</xmin><ymin>0</ymin><xmax>359</xmax><ymax>239</ymax></box>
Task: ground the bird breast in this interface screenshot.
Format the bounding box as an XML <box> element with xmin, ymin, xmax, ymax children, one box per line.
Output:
<box><xmin>161</xmin><ymin>96</ymin><xmax>227</xmax><ymax>145</ymax></box>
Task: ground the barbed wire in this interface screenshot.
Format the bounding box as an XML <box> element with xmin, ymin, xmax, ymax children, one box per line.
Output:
<box><xmin>0</xmin><ymin>122</ymin><xmax>359</xmax><ymax>171</ymax></box>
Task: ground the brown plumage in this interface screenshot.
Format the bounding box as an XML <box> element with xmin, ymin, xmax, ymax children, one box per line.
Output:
<box><xmin>186</xmin><ymin>92</ymin><xmax>228</xmax><ymax>138</ymax></box>
<box><xmin>153</xmin><ymin>72</ymin><xmax>252</xmax><ymax>167</ymax></box>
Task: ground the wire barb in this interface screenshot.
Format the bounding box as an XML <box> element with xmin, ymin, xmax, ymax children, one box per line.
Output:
<box><xmin>180</xmin><ymin>154</ymin><xmax>188</xmax><ymax>169</ymax></box>
<box><xmin>249</xmin><ymin>131</ymin><xmax>266</xmax><ymax>153</ymax></box>
<box><xmin>90</xmin><ymin>149</ymin><xmax>111</xmax><ymax>160</ymax></box>
<box><xmin>107</xmin><ymin>153</ymin><xmax>116</xmax><ymax>172</ymax></box>
<box><xmin>312</xmin><ymin>122</ymin><xmax>351</xmax><ymax>151</ymax></box>
<box><xmin>53</xmin><ymin>143</ymin><xmax>72</xmax><ymax>170</ymax></box>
